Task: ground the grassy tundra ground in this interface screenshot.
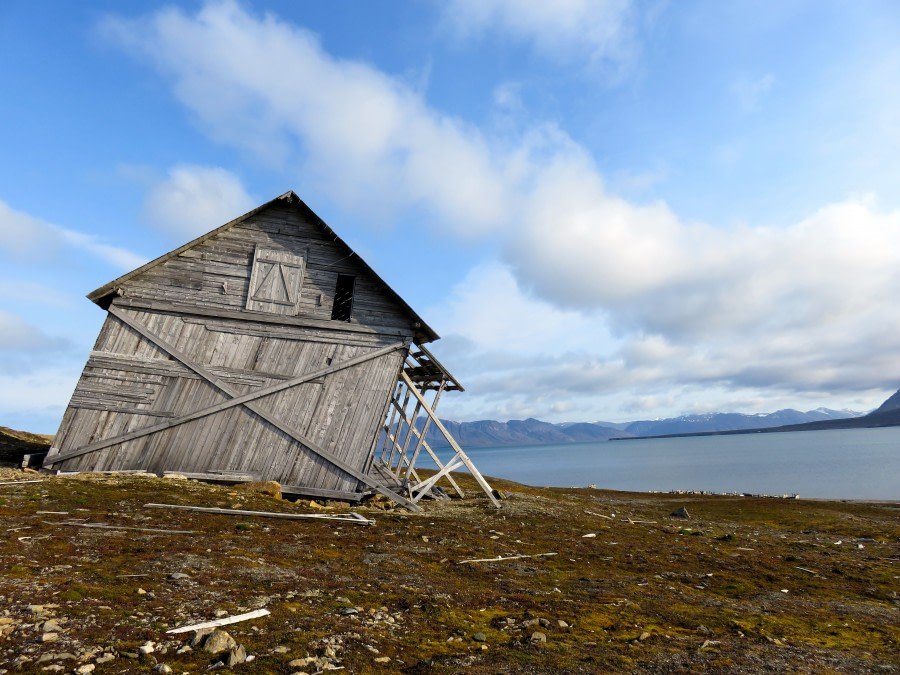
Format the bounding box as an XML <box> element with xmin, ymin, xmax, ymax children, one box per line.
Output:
<box><xmin>0</xmin><ymin>430</ymin><xmax>896</xmax><ymax>673</ymax></box>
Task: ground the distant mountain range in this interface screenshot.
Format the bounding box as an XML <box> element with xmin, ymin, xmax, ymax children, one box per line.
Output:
<box><xmin>412</xmin><ymin>395</ymin><xmax>900</xmax><ymax>449</ymax></box>
<box><xmin>609</xmin><ymin>407</ymin><xmax>865</xmax><ymax>438</ymax></box>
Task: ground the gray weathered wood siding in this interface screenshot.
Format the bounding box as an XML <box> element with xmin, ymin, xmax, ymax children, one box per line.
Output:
<box><xmin>113</xmin><ymin>203</ymin><xmax>417</xmax><ymax>336</ymax></box>
<box><xmin>48</xmin><ymin>199</ymin><xmax>419</xmax><ymax>496</ymax></box>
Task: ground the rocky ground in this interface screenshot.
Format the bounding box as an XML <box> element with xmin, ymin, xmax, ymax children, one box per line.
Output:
<box><xmin>0</xmin><ymin>434</ymin><xmax>897</xmax><ymax>673</ymax></box>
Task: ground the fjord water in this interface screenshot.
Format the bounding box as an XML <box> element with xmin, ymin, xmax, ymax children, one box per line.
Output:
<box><xmin>452</xmin><ymin>427</ymin><xmax>900</xmax><ymax>500</ymax></box>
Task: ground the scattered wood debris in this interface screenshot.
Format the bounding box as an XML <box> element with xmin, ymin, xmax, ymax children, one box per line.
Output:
<box><xmin>166</xmin><ymin>609</ymin><xmax>271</xmax><ymax>634</ymax></box>
<box><xmin>144</xmin><ymin>503</ymin><xmax>374</xmax><ymax>525</ymax></box>
<box><xmin>457</xmin><ymin>552</ymin><xmax>557</xmax><ymax>564</ymax></box>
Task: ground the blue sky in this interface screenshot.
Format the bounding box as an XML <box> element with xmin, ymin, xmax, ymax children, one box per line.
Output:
<box><xmin>2</xmin><ymin>1</ymin><xmax>900</xmax><ymax>433</ymax></box>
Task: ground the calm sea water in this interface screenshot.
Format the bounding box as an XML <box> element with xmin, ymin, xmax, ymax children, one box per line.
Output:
<box><xmin>443</xmin><ymin>427</ymin><xmax>900</xmax><ymax>500</ymax></box>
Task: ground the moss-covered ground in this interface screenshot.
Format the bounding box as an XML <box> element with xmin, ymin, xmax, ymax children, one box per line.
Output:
<box><xmin>0</xmin><ymin>433</ymin><xmax>896</xmax><ymax>673</ymax></box>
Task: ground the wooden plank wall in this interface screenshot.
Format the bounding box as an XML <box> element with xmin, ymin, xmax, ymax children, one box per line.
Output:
<box><xmin>117</xmin><ymin>204</ymin><xmax>415</xmax><ymax>335</ymax></box>
<box><xmin>51</xmin><ymin>308</ymin><xmax>406</xmax><ymax>493</ymax></box>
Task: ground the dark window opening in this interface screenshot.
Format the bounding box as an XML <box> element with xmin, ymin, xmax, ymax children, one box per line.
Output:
<box><xmin>331</xmin><ymin>274</ymin><xmax>355</xmax><ymax>321</ymax></box>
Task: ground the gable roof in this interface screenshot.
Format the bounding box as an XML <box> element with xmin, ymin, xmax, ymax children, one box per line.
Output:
<box><xmin>88</xmin><ymin>191</ymin><xmax>439</xmax><ymax>343</ymax></box>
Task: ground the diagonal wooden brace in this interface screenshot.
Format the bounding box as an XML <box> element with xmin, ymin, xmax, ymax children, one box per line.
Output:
<box><xmin>388</xmin><ymin>397</ymin><xmax>464</xmax><ymax>498</ymax></box>
<box><xmin>399</xmin><ymin>372</ymin><xmax>501</xmax><ymax>508</ymax></box>
<box><xmin>410</xmin><ymin>458</ymin><xmax>464</xmax><ymax>503</ymax></box>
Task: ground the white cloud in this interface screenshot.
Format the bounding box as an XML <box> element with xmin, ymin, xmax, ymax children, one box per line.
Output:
<box><xmin>443</xmin><ymin>0</ymin><xmax>636</xmax><ymax>69</ymax></box>
<box><xmin>142</xmin><ymin>165</ymin><xmax>256</xmax><ymax>239</ymax></box>
<box><xmin>0</xmin><ymin>200</ymin><xmax>145</xmax><ymax>270</ymax></box>
<box><xmin>0</xmin><ymin>201</ymin><xmax>63</xmax><ymax>259</ymax></box>
<box><xmin>103</xmin><ymin>2</ymin><xmax>900</xmax><ymax>420</ymax></box>
<box><xmin>101</xmin><ymin>2</ymin><xmax>515</xmax><ymax>235</ymax></box>
<box><xmin>428</xmin><ymin>262</ymin><xmax>618</xmax><ymax>356</ymax></box>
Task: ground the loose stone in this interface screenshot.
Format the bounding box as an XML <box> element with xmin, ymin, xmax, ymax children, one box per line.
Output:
<box><xmin>203</xmin><ymin>630</ymin><xmax>237</xmax><ymax>654</ymax></box>
<box><xmin>226</xmin><ymin>644</ymin><xmax>247</xmax><ymax>667</ymax></box>
<box><xmin>41</xmin><ymin>619</ymin><xmax>63</xmax><ymax>633</ymax></box>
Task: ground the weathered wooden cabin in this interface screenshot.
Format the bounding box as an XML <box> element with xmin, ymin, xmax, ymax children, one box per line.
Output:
<box><xmin>43</xmin><ymin>192</ymin><xmax>498</xmax><ymax>511</ymax></box>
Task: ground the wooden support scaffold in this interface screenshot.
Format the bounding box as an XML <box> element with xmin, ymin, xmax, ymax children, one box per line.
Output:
<box><xmin>368</xmin><ymin>343</ymin><xmax>502</xmax><ymax>509</ymax></box>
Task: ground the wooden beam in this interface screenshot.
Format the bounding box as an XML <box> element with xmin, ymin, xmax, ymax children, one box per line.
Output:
<box><xmin>389</xmin><ymin>395</ymin><xmax>464</xmax><ymax>498</ymax></box>
<box><xmin>115</xmin><ymin>296</ymin><xmax>414</xmax><ymax>341</ymax></box>
<box><xmin>410</xmin><ymin>459</ymin><xmax>464</xmax><ymax>502</ymax></box>
<box><xmin>378</xmin><ymin>380</ymin><xmax>403</xmax><ymax>464</ymax></box>
<box><xmin>144</xmin><ymin>503</ymin><xmax>374</xmax><ymax>525</ymax></box>
<box><xmin>166</xmin><ymin>609</ymin><xmax>271</xmax><ymax>635</ymax></box>
<box><xmin>279</xmin><ymin>485</ymin><xmax>365</xmax><ymax>501</ymax></box>
<box><xmin>385</xmin><ymin>385</ymin><xmax>412</xmax><ymax>470</ymax></box>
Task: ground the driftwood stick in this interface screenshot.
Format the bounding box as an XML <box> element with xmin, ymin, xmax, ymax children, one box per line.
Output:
<box><xmin>0</xmin><ymin>480</ymin><xmax>43</xmax><ymax>486</ymax></box>
<box><xmin>144</xmin><ymin>503</ymin><xmax>374</xmax><ymax>525</ymax></box>
<box><xmin>457</xmin><ymin>552</ymin><xmax>557</xmax><ymax>565</ymax></box>
<box><xmin>166</xmin><ymin>608</ymin><xmax>271</xmax><ymax>634</ymax></box>
<box><xmin>45</xmin><ymin>521</ymin><xmax>195</xmax><ymax>535</ymax></box>
<box><xmin>585</xmin><ymin>510</ymin><xmax>614</xmax><ymax>520</ymax></box>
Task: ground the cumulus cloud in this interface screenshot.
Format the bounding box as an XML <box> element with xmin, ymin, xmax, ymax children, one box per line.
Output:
<box><xmin>142</xmin><ymin>165</ymin><xmax>256</xmax><ymax>239</ymax></box>
<box><xmin>443</xmin><ymin>0</ymin><xmax>636</xmax><ymax>69</ymax></box>
<box><xmin>429</xmin><ymin>262</ymin><xmax>619</xmax><ymax>355</ymax></box>
<box><xmin>102</xmin><ymin>2</ymin><xmax>900</xmax><ymax>419</ymax></box>
<box><xmin>100</xmin><ymin>2</ymin><xmax>515</xmax><ymax>234</ymax></box>
<box><xmin>0</xmin><ymin>200</ymin><xmax>145</xmax><ymax>270</ymax></box>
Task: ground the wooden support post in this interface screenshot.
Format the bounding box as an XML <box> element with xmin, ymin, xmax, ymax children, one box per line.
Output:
<box><xmin>404</xmin><ymin>381</ymin><xmax>445</xmax><ymax>480</ymax></box>
<box><xmin>398</xmin><ymin>397</ymin><xmax>423</xmax><ymax>472</ymax></box>
<box><xmin>378</xmin><ymin>380</ymin><xmax>403</xmax><ymax>464</ymax></box>
<box><xmin>400</xmin><ymin>371</ymin><xmax>500</xmax><ymax>508</ymax></box>
<box><xmin>386</xmin><ymin>384</ymin><xmax>412</xmax><ymax>471</ymax></box>
<box><xmin>380</xmin><ymin>426</ymin><xmax>422</xmax><ymax>485</ymax></box>
<box><xmin>389</xmin><ymin>396</ymin><xmax>464</xmax><ymax>498</ymax></box>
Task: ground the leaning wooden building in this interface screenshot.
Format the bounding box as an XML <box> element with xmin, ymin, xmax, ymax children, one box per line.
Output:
<box><xmin>43</xmin><ymin>191</ymin><xmax>498</xmax><ymax>511</ymax></box>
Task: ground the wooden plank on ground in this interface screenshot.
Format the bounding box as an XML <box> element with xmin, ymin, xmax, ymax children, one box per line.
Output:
<box><xmin>166</xmin><ymin>609</ymin><xmax>271</xmax><ymax>634</ymax></box>
<box><xmin>144</xmin><ymin>503</ymin><xmax>374</xmax><ymax>525</ymax></box>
